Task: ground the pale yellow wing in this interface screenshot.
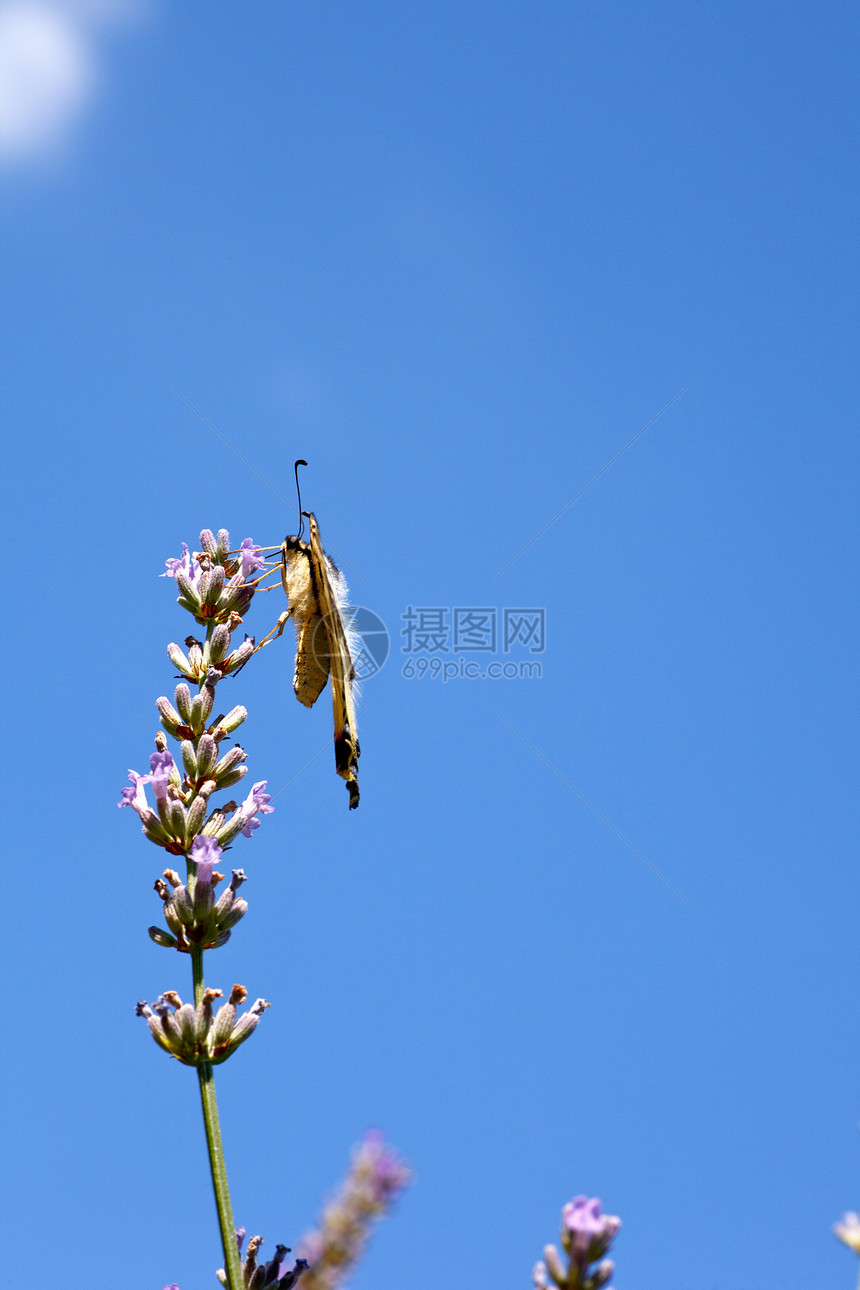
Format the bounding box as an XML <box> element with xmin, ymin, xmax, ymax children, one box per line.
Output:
<box><xmin>280</xmin><ymin>539</ymin><xmax>329</xmax><ymax>707</ymax></box>
<box><xmin>307</xmin><ymin>513</ymin><xmax>360</xmax><ymax>809</ymax></box>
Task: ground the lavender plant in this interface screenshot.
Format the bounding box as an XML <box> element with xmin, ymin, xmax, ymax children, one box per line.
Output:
<box><xmin>119</xmin><ymin>528</ymin><xmax>409</xmax><ymax>1290</ymax></box>
<box><xmin>120</xmin><ymin>526</ymin><xmax>625</xmax><ymax>1290</ymax></box>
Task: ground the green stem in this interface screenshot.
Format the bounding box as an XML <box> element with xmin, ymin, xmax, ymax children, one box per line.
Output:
<box><xmin>192</xmin><ymin>946</ymin><xmax>244</xmax><ymax>1290</ymax></box>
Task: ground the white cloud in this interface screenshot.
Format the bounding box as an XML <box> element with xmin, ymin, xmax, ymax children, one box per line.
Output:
<box><xmin>0</xmin><ymin>0</ymin><xmax>143</xmax><ymax>163</ymax></box>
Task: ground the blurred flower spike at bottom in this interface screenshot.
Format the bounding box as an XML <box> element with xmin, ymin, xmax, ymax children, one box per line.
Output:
<box><xmin>834</xmin><ymin>1211</ymin><xmax>860</xmax><ymax>1255</ymax></box>
<box><xmin>284</xmin><ymin>1132</ymin><xmax>412</xmax><ymax>1290</ymax></box>
<box><xmin>534</xmin><ymin>1195</ymin><xmax>621</xmax><ymax>1290</ymax></box>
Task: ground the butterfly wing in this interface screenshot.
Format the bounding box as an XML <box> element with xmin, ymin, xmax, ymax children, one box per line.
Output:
<box><xmin>280</xmin><ymin>516</ymin><xmax>361</xmax><ymax>809</ymax></box>
<box><xmin>306</xmin><ymin>514</ymin><xmax>361</xmax><ymax>810</ymax></box>
<box><xmin>281</xmin><ymin>537</ymin><xmax>330</xmax><ymax>707</ymax></box>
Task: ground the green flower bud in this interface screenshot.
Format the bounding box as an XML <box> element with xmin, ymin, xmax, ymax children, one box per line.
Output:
<box><xmin>185</xmin><ymin>794</ymin><xmax>208</xmax><ymax>837</ymax></box>
<box><xmin>180</xmin><ymin>740</ymin><xmax>198</xmax><ymax>780</ymax></box>
<box><xmin>175</xmin><ymin>1001</ymin><xmax>198</xmax><ymax>1048</ymax></box>
<box><xmin>208</xmin><ymin>623</ymin><xmax>231</xmax><ymax>664</ymax></box>
<box><xmin>168</xmin><ymin>799</ymin><xmax>187</xmax><ymax>839</ymax></box>
<box><xmin>156</xmin><ymin>696</ymin><xmax>184</xmax><ymax>736</ymax></box>
<box><xmin>196</xmin><ymin>735</ymin><xmax>218</xmax><ymax>779</ymax></box>
<box><xmin>148</xmin><ymin>926</ymin><xmax>178</xmax><ymax>949</ymax></box>
<box><xmin>187</xmin><ymin>639</ymin><xmax>204</xmax><ymax>672</ymax></box>
<box><xmin>217</xmin><ymin>900</ymin><xmax>247</xmax><ymax>933</ymax></box>
<box><xmin>167</xmin><ymin>642</ymin><xmax>196</xmax><ymax>678</ymax></box>
<box><xmin>163</xmin><ymin>901</ymin><xmax>184</xmax><ymax>937</ymax></box>
<box><xmin>544</xmin><ymin>1246</ymin><xmax>566</xmax><ymax>1285</ymax></box>
<box><xmin>175</xmin><ymin>684</ymin><xmax>193</xmax><ymax>724</ymax></box>
<box><xmin>210</xmin><ymin>999</ymin><xmax>237</xmax><ymax>1048</ymax></box>
<box><xmin>218</xmin><ymin>767</ymin><xmax>248</xmax><ymax>791</ymax></box>
<box><xmin>192</xmin><ymin>873</ymin><xmax>215</xmax><ymax>922</ymax></box>
<box><xmin>172</xmin><ymin>885</ymin><xmax>193</xmax><ymax>925</ymax></box>
<box><xmin>204</xmin><ymin>565</ymin><xmax>227</xmax><ymax>611</ymax></box>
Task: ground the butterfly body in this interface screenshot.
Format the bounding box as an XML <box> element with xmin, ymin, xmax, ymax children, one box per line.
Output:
<box><xmin>281</xmin><ymin>513</ymin><xmax>360</xmax><ymax>809</ymax></box>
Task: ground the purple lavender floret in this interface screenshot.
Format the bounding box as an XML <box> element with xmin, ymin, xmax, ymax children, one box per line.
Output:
<box><xmin>118</xmin><ymin>752</ymin><xmax>176</xmax><ymax>816</ymax></box>
<box><xmin>242</xmin><ymin>779</ymin><xmax>275</xmax><ymax>841</ymax></box>
<box><xmin>215</xmin><ymin>782</ymin><xmax>272</xmax><ymax>844</ymax></box>
<box><xmin>161</xmin><ymin>543</ymin><xmax>202</xmax><ymax>589</ymax></box>
<box><xmin>191</xmin><ymin>835</ymin><xmax>223</xmax><ymax>869</ymax></box>
<box><xmin>149</xmin><ymin>750</ymin><xmax>176</xmax><ymax>800</ymax></box>
<box><xmin>118</xmin><ymin>770</ymin><xmax>148</xmax><ymax>812</ymax></box>
<box><xmin>190</xmin><ymin>834</ymin><xmax>222</xmax><ymax>885</ymax></box>
<box><xmin>563</xmin><ymin>1195</ymin><xmax>620</xmax><ymax>1256</ymax></box>
<box><xmin>239</xmin><ymin>537</ymin><xmax>267</xmax><ymax>578</ymax></box>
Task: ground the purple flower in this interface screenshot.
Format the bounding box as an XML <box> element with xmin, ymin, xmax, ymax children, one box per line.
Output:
<box><xmin>563</xmin><ymin>1196</ymin><xmax>606</xmax><ymax>1240</ymax></box>
<box><xmin>191</xmin><ymin>834</ymin><xmax>223</xmax><ymax>882</ymax></box>
<box><xmin>216</xmin><ymin>781</ymin><xmax>275</xmax><ymax>844</ymax></box>
<box><xmin>118</xmin><ymin>770</ymin><xmax>149</xmax><ymax>813</ymax></box>
<box><xmin>118</xmin><ymin>753</ymin><xmax>177</xmax><ymax>817</ymax></box>
<box><xmin>148</xmin><ymin>750</ymin><xmax>176</xmax><ymax>801</ymax></box>
<box><xmin>161</xmin><ymin>542</ymin><xmax>202</xmax><ymax>589</ymax></box>
<box><xmin>239</xmin><ymin>537</ymin><xmax>267</xmax><ymax>578</ymax></box>
<box><xmin>191</xmin><ymin>834</ymin><xmax>223</xmax><ymax>866</ymax></box>
<box><xmin>241</xmin><ymin>781</ymin><xmax>274</xmax><ymax>836</ymax></box>
<box><xmin>562</xmin><ymin>1196</ymin><xmax>620</xmax><ymax>1263</ymax></box>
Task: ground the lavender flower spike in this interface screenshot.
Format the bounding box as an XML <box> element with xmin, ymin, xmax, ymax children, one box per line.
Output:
<box><xmin>297</xmin><ymin>1132</ymin><xmax>411</xmax><ymax>1290</ymax></box>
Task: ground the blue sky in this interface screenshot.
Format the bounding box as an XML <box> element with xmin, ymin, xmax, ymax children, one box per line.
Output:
<box><xmin>1</xmin><ymin>3</ymin><xmax>858</xmax><ymax>1288</ymax></box>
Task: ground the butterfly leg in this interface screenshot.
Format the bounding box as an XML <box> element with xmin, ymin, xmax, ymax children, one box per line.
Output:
<box><xmin>230</xmin><ymin>608</ymin><xmax>293</xmax><ymax>675</ymax></box>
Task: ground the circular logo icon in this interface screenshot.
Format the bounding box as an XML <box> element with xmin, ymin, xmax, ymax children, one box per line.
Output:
<box><xmin>309</xmin><ymin>605</ymin><xmax>390</xmax><ymax>682</ymax></box>
<box><xmin>344</xmin><ymin>606</ymin><xmax>390</xmax><ymax>680</ymax></box>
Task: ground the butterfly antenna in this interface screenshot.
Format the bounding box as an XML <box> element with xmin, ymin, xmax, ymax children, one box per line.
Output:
<box><xmin>294</xmin><ymin>459</ymin><xmax>308</xmax><ymax>541</ymax></box>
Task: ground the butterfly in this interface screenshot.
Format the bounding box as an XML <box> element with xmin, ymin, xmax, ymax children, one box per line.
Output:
<box><xmin>280</xmin><ymin>499</ymin><xmax>360</xmax><ymax>810</ymax></box>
